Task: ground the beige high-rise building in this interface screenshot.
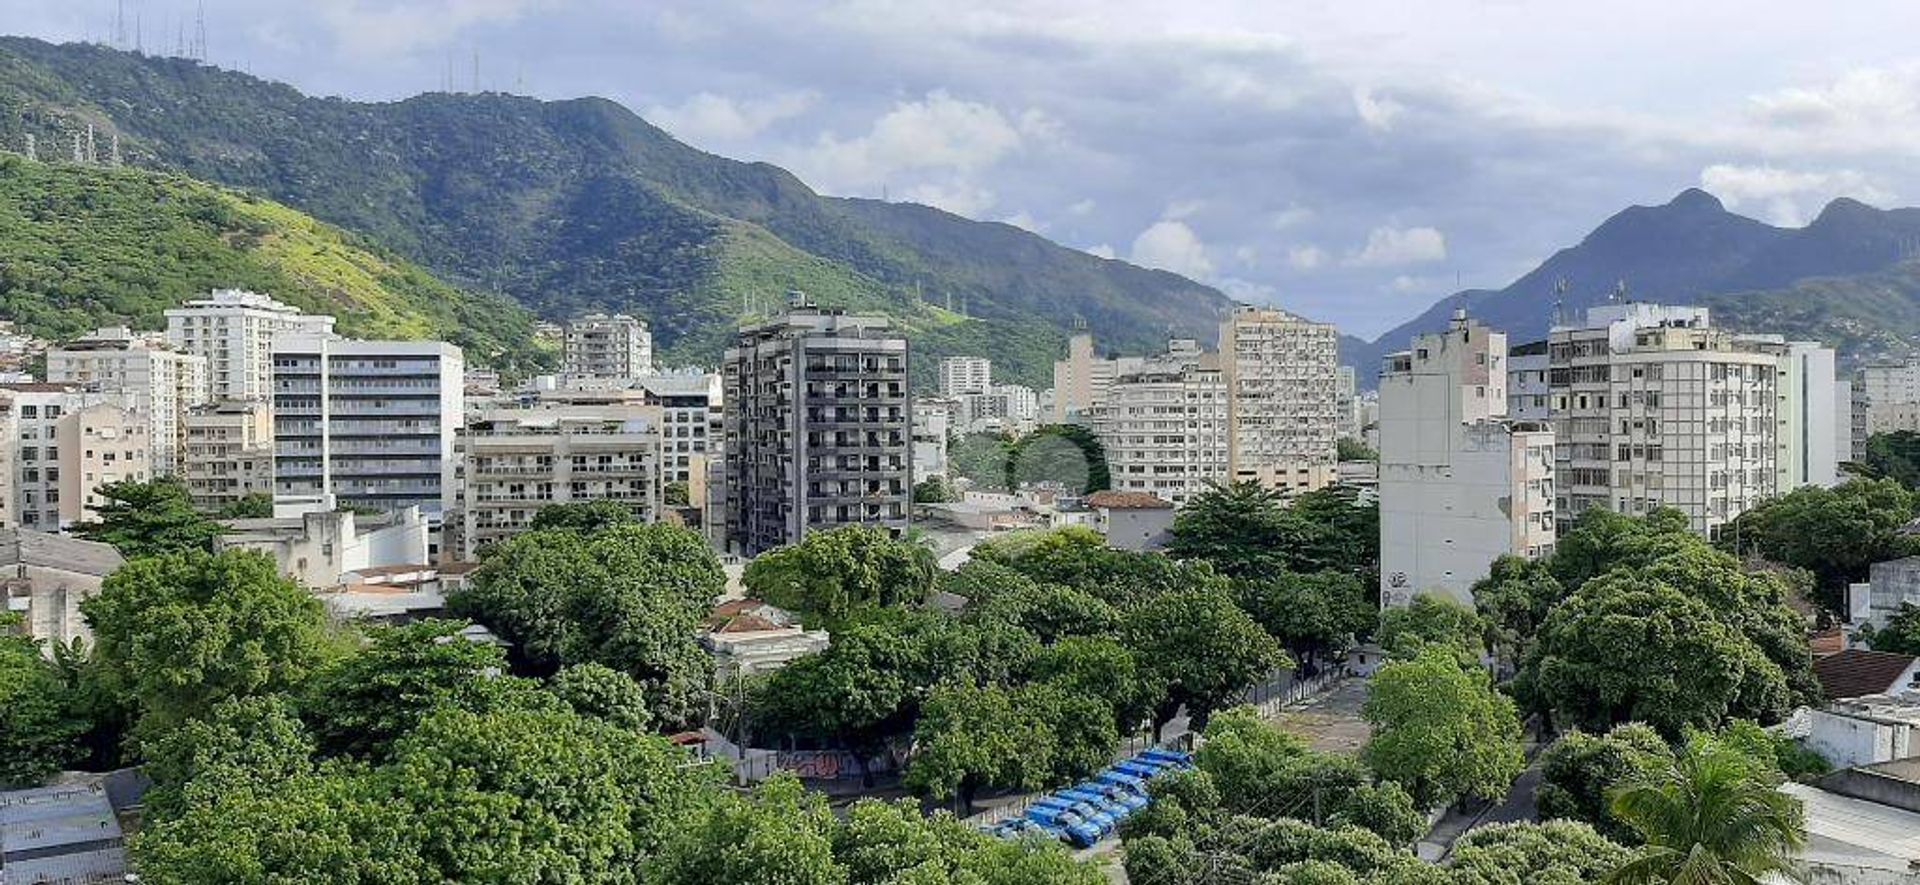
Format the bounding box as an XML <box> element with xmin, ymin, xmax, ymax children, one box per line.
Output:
<box><xmin>47</xmin><ymin>327</ymin><xmax>208</xmax><ymax>474</ymax></box>
<box><xmin>166</xmin><ymin>289</ymin><xmax>336</xmax><ymax>402</ymax></box>
<box><xmin>183</xmin><ymin>400</ymin><xmax>276</xmax><ymax>511</ymax></box>
<box><xmin>1379</xmin><ymin>312</ymin><xmax>1555</xmax><ymax>608</ymax></box>
<box><xmin>461</xmin><ymin>405</ymin><xmax>664</xmax><ymax>557</ymax></box>
<box><xmin>0</xmin><ymin>384</ymin><xmax>141</xmax><ymax>530</ymax></box>
<box><xmin>564</xmin><ymin>313</ymin><xmax>654</xmax><ymax>381</ymax></box>
<box><xmin>1093</xmin><ymin>349</ymin><xmax>1229</xmax><ymax>506</ymax></box>
<box><xmin>1549</xmin><ymin>304</ymin><xmax>1779</xmax><ymax>538</ymax></box>
<box><xmin>1051</xmin><ymin>332</ymin><xmax>1145</xmax><ymax>424</ymax></box>
<box><xmin>58</xmin><ymin>401</ymin><xmax>152</xmax><ymax>525</ymax></box>
<box><xmin>1220</xmin><ymin>306</ymin><xmax>1340</xmax><ymax>486</ymax></box>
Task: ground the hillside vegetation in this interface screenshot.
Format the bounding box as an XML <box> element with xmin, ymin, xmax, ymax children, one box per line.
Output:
<box><xmin>0</xmin><ymin>39</ymin><xmax>1232</xmax><ymax>386</ymax></box>
<box><xmin>0</xmin><ymin>154</ymin><xmax>552</xmax><ymax>372</ymax></box>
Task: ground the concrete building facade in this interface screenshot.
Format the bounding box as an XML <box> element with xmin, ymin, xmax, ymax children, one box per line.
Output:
<box><xmin>46</xmin><ymin>327</ymin><xmax>207</xmax><ymax>474</ymax></box>
<box><xmin>1093</xmin><ymin>351</ymin><xmax>1229</xmax><ymax>506</ymax></box>
<box><xmin>165</xmin><ymin>289</ymin><xmax>335</xmax><ymax>402</ymax></box>
<box><xmin>1549</xmin><ymin>305</ymin><xmax>1779</xmax><ymax>538</ymax></box>
<box><xmin>938</xmin><ymin>356</ymin><xmax>992</xmax><ymax>398</ymax></box>
<box><xmin>57</xmin><ymin>402</ymin><xmax>151</xmax><ymax>526</ymax></box>
<box><xmin>271</xmin><ymin>336</ymin><xmax>464</xmax><ymax>518</ymax></box>
<box><xmin>1379</xmin><ymin>312</ymin><xmax>1555</xmax><ymax>608</ymax></box>
<box><xmin>183</xmin><ymin>400</ymin><xmax>276</xmax><ymax>511</ymax></box>
<box><xmin>1221</xmin><ymin>306</ymin><xmax>1340</xmax><ymax>485</ymax></box>
<box><xmin>564</xmin><ymin>313</ymin><xmax>653</xmax><ymax>381</ymax></box>
<box><xmin>461</xmin><ymin>405</ymin><xmax>664</xmax><ymax>557</ymax></box>
<box><xmin>722</xmin><ymin>298</ymin><xmax>911</xmax><ymax>556</ymax></box>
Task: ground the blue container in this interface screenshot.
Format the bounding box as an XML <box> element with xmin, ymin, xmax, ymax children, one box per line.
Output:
<box><xmin>1023</xmin><ymin>804</ymin><xmax>1099</xmax><ymax>848</ymax></box>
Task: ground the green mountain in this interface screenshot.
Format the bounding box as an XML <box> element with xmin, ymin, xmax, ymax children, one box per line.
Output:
<box><xmin>0</xmin><ymin>38</ymin><xmax>1234</xmax><ymax>388</ymax></box>
<box><xmin>0</xmin><ymin>152</ymin><xmax>551</xmax><ymax>371</ymax></box>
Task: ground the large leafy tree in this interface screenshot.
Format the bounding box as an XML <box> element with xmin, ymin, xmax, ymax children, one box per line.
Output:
<box><xmin>1863</xmin><ymin>602</ymin><xmax>1920</xmax><ymax>655</ymax></box>
<box><xmin>1519</xmin><ymin>570</ymin><xmax>1793</xmax><ymax>738</ymax></box>
<box><xmin>1167</xmin><ymin>480</ymin><xmax>1292</xmax><ymax>577</ymax></box>
<box><xmin>1025</xmin><ymin>635</ymin><xmax>1162</xmax><ymax>734</ymax></box>
<box><xmin>73</xmin><ymin>476</ymin><xmax>224</xmax><ymax>558</ymax></box>
<box><xmin>1865</xmin><ymin>430</ymin><xmax>1920</xmax><ymax>489</ymax></box>
<box><xmin>1605</xmin><ymin>735</ymin><xmax>1806</xmax><ymax>885</ymax></box>
<box><xmin>742</xmin><ymin>524</ymin><xmax>937</xmax><ymax>624</ymax></box>
<box><xmin>300</xmin><ymin>619</ymin><xmax>524</xmax><ymax>760</ymax></box>
<box><xmin>1448</xmin><ymin>820</ymin><xmax>1631</xmax><ymax>885</ymax></box>
<box><xmin>1008</xmin><ymin>424</ymin><xmax>1110</xmax><ymax>493</ymax></box>
<box><xmin>1470</xmin><ymin>554</ymin><xmax>1567</xmax><ymax>671</ymax></box>
<box><xmin>752</xmin><ymin>620</ymin><xmax>922</xmax><ymax>778</ymax></box>
<box><xmin>1717</xmin><ymin>478</ymin><xmax>1920</xmax><ymax>611</ymax></box>
<box><xmin>1376</xmin><ymin>592</ymin><xmax>1485</xmax><ymax>663</ymax></box>
<box><xmin>82</xmin><ymin>549</ymin><xmax>335</xmax><ymax>734</ymax></box>
<box><xmin>904</xmin><ymin>682</ymin><xmax>1055</xmax><ymax>815</ymax></box>
<box><xmin>1535</xmin><ymin>723</ymin><xmax>1674</xmax><ymax>844</ymax></box>
<box><xmin>1282</xmin><ymin>484</ymin><xmax>1382</xmax><ymax>578</ymax></box>
<box><xmin>1193</xmin><ymin>706</ymin><xmax>1423</xmax><ymax>844</ymax></box>
<box><xmin>949</xmin><ymin>432</ymin><xmax>1015</xmax><ymax>490</ymax></box>
<box><xmin>650</xmin><ymin>775</ymin><xmax>844</xmax><ymax>885</ymax></box>
<box><xmin>1233</xmin><ymin>571</ymin><xmax>1377</xmax><ymax>670</ymax></box>
<box><xmin>0</xmin><ymin>618</ymin><xmax>87</xmax><ymax>786</ymax></box>
<box><xmin>549</xmin><ymin>662</ymin><xmax>654</xmax><ymax>732</ymax></box>
<box><xmin>449</xmin><ymin>522</ymin><xmax>722</xmax><ymax>725</ymax></box>
<box><xmin>1363</xmin><ymin>647</ymin><xmax>1525</xmax><ymax>807</ymax></box>
<box><xmin>973</xmin><ymin>526</ymin><xmax>1229</xmax><ymax>609</ymax></box>
<box><xmin>971</xmin><ymin>580</ymin><xmax>1118</xmax><ymax>644</ymax></box>
<box><xmin>1122</xmin><ymin>590</ymin><xmax>1287</xmax><ymax>734</ymax></box>
<box><xmin>527</xmin><ymin>499</ymin><xmax>639</xmax><ymax>534</ymax></box>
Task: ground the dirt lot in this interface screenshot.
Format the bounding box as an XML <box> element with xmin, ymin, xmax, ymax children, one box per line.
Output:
<box><xmin>1269</xmin><ymin>677</ymin><xmax>1371</xmax><ymax>754</ymax></box>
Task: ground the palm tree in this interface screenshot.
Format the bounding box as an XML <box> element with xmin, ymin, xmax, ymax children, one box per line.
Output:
<box><xmin>1605</xmin><ymin>737</ymin><xmax>1807</xmax><ymax>884</ymax></box>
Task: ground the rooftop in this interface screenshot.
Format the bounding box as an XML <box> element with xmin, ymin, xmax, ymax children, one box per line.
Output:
<box><xmin>0</xmin><ymin>783</ymin><xmax>126</xmax><ymax>884</ymax></box>
<box><xmin>0</xmin><ymin>528</ymin><xmax>126</xmax><ymax>578</ymax></box>
<box><xmin>1086</xmin><ymin>490</ymin><xmax>1175</xmax><ymax>510</ymax></box>
<box><xmin>1813</xmin><ymin>649</ymin><xmax>1919</xmax><ymax>700</ymax></box>
<box><xmin>1783</xmin><ymin>781</ymin><xmax>1920</xmax><ymax>873</ymax></box>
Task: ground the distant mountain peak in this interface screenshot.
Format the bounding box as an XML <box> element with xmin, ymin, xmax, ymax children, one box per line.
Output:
<box><xmin>1810</xmin><ymin>195</ymin><xmax>1882</xmax><ymax>227</ymax></box>
<box><xmin>1666</xmin><ymin>187</ymin><xmax>1727</xmax><ymax>214</ymax></box>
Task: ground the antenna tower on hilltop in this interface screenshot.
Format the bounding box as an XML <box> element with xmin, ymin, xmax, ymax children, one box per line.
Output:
<box><xmin>195</xmin><ymin>0</ymin><xmax>208</xmax><ymax>60</ymax></box>
<box><xmin>23</xmin><ymin>134</ymin><xmax>35</xmax><ymax>162</ymax></box>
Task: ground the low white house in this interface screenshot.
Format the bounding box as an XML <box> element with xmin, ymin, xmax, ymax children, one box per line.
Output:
<box><xmin>1086</xmin><ymin>490</ymin><xmax>1175</xmax><ymax>551</ymax></box>
<box><xmin>218</xmin><ymin>505</ymin><xmax>430</xmax><ymax>591</ymax></box>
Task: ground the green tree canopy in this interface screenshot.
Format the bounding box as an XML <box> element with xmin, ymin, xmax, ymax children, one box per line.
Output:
<box><xmin>1025</xmin><ymin>635</ymin><xmax>1162</xmax><ymax>734</ymax></box>
<box><xmin>215</xmin><ymin>491</ymin><xmax>276</xmax><ymax>519</ymax></box>
<box><xmin>449</xmin><ymin>522</ymin><xmax>722</xmax><ymax>725</ymax></box>
<box><xmin>913</xmin><ymin>475</ymin><xmax>959</xmax><ymax>503</ymax></box>
<box><xmin>1123</xmin><ymin>590</ymin><xmax>1288</xmax><ymax>734</ymax></box>
<box><xmin>1233</xmin><ymin>570</ymin><xmax>1377</xmax><ymax>669</ymax></box>
<box><xmin>971</xmin><ymin>580</ymin><xmax>1118</xmax><ymax>644</ymax></box>
<box><xmin>1376</xmin><ymin>593</ymin><xmax>1485</xmax><ymax>663</ymax></box>
<box><xmin>904</xmin><ymin>682</ymin><xmax>1055</xmax><ymax>815</ymax></box>
<box><xmin>549</xmin><ymin>661</ymin><xmax>655</xmax><ymax>732</ymax></box>
<box><xmin>1717</xmin><ymin>478</ymin><xmax>1920</xmax><ymax>611</ymax></box>
<box><xmin>1470</xmin><ymin>554</ymin><xmax>1566</xmax><ymax>671</ymax></box>
<box><xmin>73</xmin><ymin>476</ymin><xmax>224</xmax><ymax>558</ymax></box>
<box><xmin>527</xmin><ymin>499</ymin><xmax>640</xmax><ymax>534</ymax></box>
<box><xmin>299</xmin><ymin>619</ymin><xmax>523</xmax><ymax>760</ymax></box>
<box><xmin>950</xmin><ymin>432</ymin><xmax>1015</xmax><ymax>490</ymax></box>
<box><xmin>1605</xmin><ymin>734</ymin><xmax>1806</xmax><ymax>885</ymax></box>
<box><xmin>1863</xmin><ymin>602</ymin><xmax>1920</xmax><ymax>655</ymax></box>
<box><xmin>650</xmin><ymin>775</ymin><xmax>843</xmax><ymax>885</ymax></box>
<box><xmin>1168</xmin><ymin>482</ymin><xmax>1381</xmax><ymax>579</ymax></box>
<box><xmin>742</xmin><ymin>525</ymin><xmax>937</xmax><ymax>624</ymax></box>
<box><xmin>1535</xmin><ymin>723</ymin><xmax>1674</xmax><ymax>844</ymax></box>
<box><xmin>1336</xmin><ymin>438</ymin><xmax>1378</xmax><ymax>462</ymax></box>
<box><xmin>1008</xmin><ymin>424</ymin><xmax>1110</xmax><ymax>493</ymax></box>
<box><xmin>0</xmin><ymin>618</ymin><xmax>87</xmax><ymax>786</ymax></box>
<box><xmin>1194</xmin><ymin>706</ymin><xmax>1424</xmax><ymax>844</ymax></box>
<box><xmin>1864</xmin><ymin>430</ymin><xmax>1920</xmax><ymax>490</ymax></box>
<box><xmin>82</xmin><ymin>548</ymin><xmax>335</xmax><ymax>735</ymax></box>
<box><xmin>1363</xmin><ymin>647</ymin><xmax>1525</xmax><ymax>807</ymax></box>
<box><xmin>973</xmin><ymin>526</ymin><xmax>1230</xmax><ymax>608</ymax></box>
<box><xmin>1447</xmin><ymin>820</ymin><xmax>1631</xmax><ymax>885</ymax></box>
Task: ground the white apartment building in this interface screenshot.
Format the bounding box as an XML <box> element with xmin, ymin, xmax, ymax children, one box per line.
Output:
<box><xmin>722</xmin><ymin>297</ymin><xmax>911</xmax><ymax>556</ymax></box>
<box><xmin>183</xmin><ymin>400</ymin><xmax>275</xmax><ymax>511</ymax></box>
<box><xmin>1336</xmin><ymin>365</ymin><xmax>1360</xmax><ymax>441</ymax></box>
<box><xmin>1221</xmin><ymin>306</ymin><xmax>1341</xmax><ymax>486</ymax></box>
<box><xmin>1765</xmin><ymin>340</ymin><xmax>1839</xmax><ymax>490</ymax></box>
<box><xmin>1549</xmin><ymin>304</ymin><xmax>1779</xmax><ymax>538</ymax></box>
<box><xmin>166</xmin><ymin>289</ymin><xmax>336</xmax><ymax>402</ymax></box>
<box><xmin>58</xmin><ymin>401</ymin><xmax>152</xmax><ymax>525</ymax></box>
<box><xmin>1378</xmin><ymin>312</ymin><xmax>1555</xmax><ymax>608</ymax></box>
<box><xmin>461</xmin><ymin>405</ymin><xmax>664</xmax><ymax>557</ymax></box>
<box><xmin>637</xmin><ymin>373</ymin><xmax>721</xmax><ymax>490</ymax></box>
<box><xmin>1507</xmin><ymin>341</ymin><xmax>1552</xmax><ymax>421</ymax></box>
<box><xmin>938</xmin><ymin>356</ymin><xmax>992</xmax><ymax>398</ymax></box>
<box><xmin>912</xmin><ymin>399</ymin><xmax>951</xmax><ymax>480</ymax></box>
<box><xmin>564</xmin><ymin>313</ymin><xmax>653</xmax><ymax>381</ymax></box>
<box><xmin>1093</xmin><ymin>351</ymin><xmax>1229</xmax><ymax>506</ymax></box>
<box><xmin>959</xmin><ymin>384</ymin><xmax>1041</xmax><ymax>435</ymax></box>
<box><xmin>47</xmin><ymin>327</ymin><xmax>207</xmax><ymax>474</ymax></box>
<box><xmin>272</xmin><ymin>336</ymin><xmax>464</xmax><ymax>518</ymax></box>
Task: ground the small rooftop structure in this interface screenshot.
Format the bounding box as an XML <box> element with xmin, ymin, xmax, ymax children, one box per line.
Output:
<box><xmin>0</xmin><ymin>528</ymin><xmax>126</xmax><ymax>650</ymax></box>
<box><xmin>0</xmin><ymin>782</ymin><xmax>126</xmax><ymax>884</ymax></box>
<box><xmin>1084</xmin><ymin>490</ymin><xmax>1175</xmax><ymax>511</ymax></box>
<box><xmin>702</xmin><ymin>599</ymin><xmax>828</xmax><ymax>676</ymax></box>
<box><xmin>1783</xmin><ymin>780</ymin><xmax>1920</xmax><ymax>880</ymax></box>
<box><xmin>1815</xmin><ymin>649</ymin><xmax>1920</xmax><ymax>700</ymax></box>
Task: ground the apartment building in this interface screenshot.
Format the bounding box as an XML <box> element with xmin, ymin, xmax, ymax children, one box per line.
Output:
<box><xmin>1378</xmin><ymin>312</ymin><xmax>1555</xmax><ymax>608</ymax></box>
<box><xmin>1548</xmin><ymin>304</ymin><xmax>1779</xmax><ymax>537</ymax></box>
<box><xmin>166</xmin><ymin>289</ymin><xmax>336</xmax><ymax>402</ymax></box>
<box><xmin>1507</xmin><ymin>340</ymin><xmax>1552</xmax><ymax>421</ymax></box>
<box><xmin>1855</xmin><ymin>362</ymin><xmax>1920</xmax><ymax>461</ymax></box>
<box><xmin>46</xmin><ymin>327</ymin><xmax>207</xmax><ymax>474</ymax></box>
<box><xmin>938</xmin><ymin>356</ymin><xmax>992</xmax><ymax>398</ymax></box>
<box><xmin>1766</xmin><ymin>340</ymin><xmax>1839</xmax><ymax>490</ymax></box>
<box><xmin>1221</xmin><ymin>306</ymin><xmax>1341</xmax><ymax>487</ymax></box>
<box><xmin>183</xmin><ymin>400</ymin><xmax>275</xmax><ymax>511</ymax></box>
<box><xmin>638</xmin><ymin>373</ymin><xmax>721</xmax><ymax>490</ymax></box>
<box><xmin>461</xmin><ymin>405</ymin><xmax>663</xmax><ymax>556</ymax></box>
<box><xmin>1093</xmin><ymin>349</ymin><xmax>1229</xmax><ymax>506</ymax></box>
<box><xmin>912</xmin><ymin>399</ymin><xmax>951</xmax><ymax>480</ymax></box>
<box><xmin>1051</xmin><ymin>332</ymin><xmax>1144</xmax><ymax>423</ymax></box>
<box><xmin>0</xmin><ymin>385</ymin><xmax>148</xmax><ymax>530</ymax></box>
<box><xmin>722</xmin><ymin>296</ymin><xmax>911</xmax><ymax>556</ymax></box>
<box><xmin>272</xmin><ymin>336</ymin><xmax>464</xmax><ymax>518</ymax></box>
<box><xmin>564</xmin><ymin>313</ymin><xmax>653</xmax><ymax>381</ymax></box>
<box><xmin>1335</xmin><ymin>365</ymin><xmax>1359</xmax><ymax>441</ymax></box>
<box><xmin>958</xmin><ymin>384</ymin><xmax>1041</xmax><ymax>435</ymax></box>
<box><xmin>58</xmin><ymin>401</ymin><xmax>151</xmax><ymax>525</ymax></box>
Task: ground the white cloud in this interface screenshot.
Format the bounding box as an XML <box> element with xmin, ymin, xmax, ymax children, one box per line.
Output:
<box><xmin>1288</xmin><ymin>245</ymin><xmax>1328</xmax><ymax>270</ymax></box>
<box><xmin>1347</xmin><ymin>226</ymin><xmax>1447</xmax><ymax>267</ymax></box>
<box><xmin>1085</xmin><ymin>244</ymin><xmax>1117</xmax><ymax>259</ymax></box>
<box><xmin>1699</xmin><ymin>163</ymin><xmax>1892</xmax><ymax>225</ymax></box>
<box><xmin>791</xmin><ymin>91</ymin><xmax>1027</xmax><ymax>197</ymax></box>
<box><xmin>1233</xmin><ymin>245</ymin><xmax>1258</xmax><ymax>265</ymax></box>
<box><xmin>1163</xmin><ymin>199</ymin><xmax>1207</xmax><ymax>220</ymax></box>
<box><xmin>1352</xmin><ymin>87</ymin><xmax>1404</xmax><ymax>132</ymax></box>
<box><xmin>645</xmin><ymin>91</ymin><xmax>817</xmax><ymax>144</ymax></box>
<box><xmin>1218</xmin><ymin>277</ymin><xmax>1276</xmax><ymax>302</ymax></box>
<box><xmin>1067</xmin><ymin>199</ymin><xmax>1097</xmax><ymax>217</ymax></box>
<box><xmin>1389</xmin><ymin>274</ymin><xmax>1435</xmax><ymax>294</ymax></box>
<box><xmin>1130</xmin><ymin>220</ymin><xmax>1214</xmax><ymax>279</ymax></box>
<box><xmin>1271</xmin><ymin>205</ymin><xmax>1316</xmax><ymax>229</ymax></box>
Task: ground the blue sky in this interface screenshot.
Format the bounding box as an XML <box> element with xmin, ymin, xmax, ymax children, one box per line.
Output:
<box><xmin>8</xmin><ymin>0</ymin><xmax>1920</xmax><ymax>340</ymax></box>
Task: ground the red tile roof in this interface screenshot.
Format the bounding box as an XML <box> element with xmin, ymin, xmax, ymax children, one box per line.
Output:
<box><xmin>1809</xmin><ymin>627</ymin><xmax>1846</xmax><ymax>658</ymax></box>
<box><xmin>1086</xmin><ymin>490</ymin><xmax>1174</xmax><ymax>510</ymax></box>
<box><xmin>1813</xmin><ymin>649</ymin><xmax>1919</xmax><ymax>700</ymax></box>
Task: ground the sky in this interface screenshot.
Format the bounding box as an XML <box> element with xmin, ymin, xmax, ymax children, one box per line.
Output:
<box><xmin>9</xmin><ymin>0</ymin><xmax>1920</xmax><ymax>340</ymax></box>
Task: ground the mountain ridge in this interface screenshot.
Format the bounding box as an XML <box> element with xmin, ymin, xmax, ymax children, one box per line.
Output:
<box><xmin>0</xmin><ymin>37</ymin><xmax>1238</xmax><ymax>388</ymax></box>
